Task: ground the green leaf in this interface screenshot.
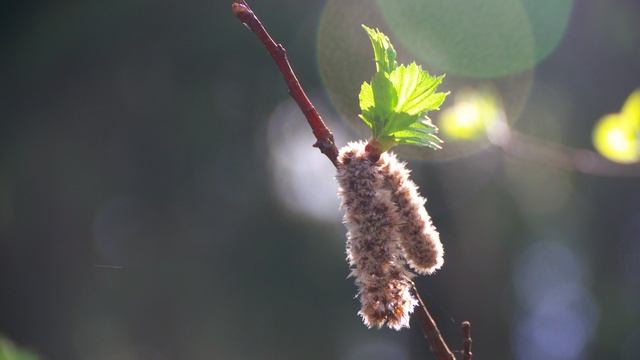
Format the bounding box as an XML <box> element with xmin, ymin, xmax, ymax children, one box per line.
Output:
<box><xmin>358</xmin><ymin>81</ymin><xmax>376</xmax><ymax>131</ymax></box>
<box><xmin>384</xmin><ymin>112</ymin><xmax>418</xmax><ymax>134</ymax></box>
<box><xmin>359</xmin><ymin>72</ymin><xmax>398</xmax><ymax>138</ymax></box>
<box><xmin>391</xmin><ymin>118</ymin><xmax>443</xmax><ymax>150</ymax></box>
<box><xmin>420</xmin><ymin>90</ymin><xmax>449</xmax><ymax>111</ymax></box>
<box><xmin>359</xmin><ymin>81</ymin><xmax>374</xmax><ymax>112</ymax></box>
<box><xmin>358</xmin><ymin>25</ymin><xmax>449</xmax><ymax>151</ymax></box>
<box><xmin>395</xmin><ymin>136</ymin><xmax>442</xmax><ymax>149</ymax></box>
<box><xmin>371</xmin><ymin>72</ymin><xmax>397</xmax><ymax>119</ymax></box>
<box><xmin>389</xmin><ymin>63</ymin><xmax>448</xmax><ymax>116</ymax></box>
<box><xmin>362</xmin><ymin>25</ymin><xmax>397</xmax><ymax>74</ymax></box>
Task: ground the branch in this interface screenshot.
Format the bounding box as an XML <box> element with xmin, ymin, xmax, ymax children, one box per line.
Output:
<box><xmin>231</xmin><ymin>0</ymin><xmax>339</xmax><ymax>167</ymax></box>
<box><xmin>501</xmin><ymin>131</ymin><xmax>640</xmax><ymax>178</ymax></box>
<box><xmin>461</xmin><ymin>321</ymin><xmax>473</xmax><ymax>360</ymax></box>
<box><xmin>410</xmin><ymin>283</ymin><xmax>456</xmax><ymax>360</ymax></box>
<box><xmin>230</xmin><ymin>2</ymin><xmax>469</xmax><ymax>359</ymax></box>
<box><xmin>488</xmin><ymin>115</ymin><xmax>640</xmax><ymax>177</ymax></box>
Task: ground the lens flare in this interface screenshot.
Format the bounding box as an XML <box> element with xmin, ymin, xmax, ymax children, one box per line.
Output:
<box><xmin>267</xmin><ymin>95</ymin><xmax>351</xmax><ymax>222</ymax></box>
<box><xmin>440</xmin><ymin>91</ymin><xmax>501</xmax><ymax>140</ymax></box>
<box><xmin>376</xmin><ymin>0</ymin><xmax>573</xmax><ymax>78</ymax></box>
<box><xmin>512</xmin><ymin>240</ymin><xmax>598</xmax><ymax>360</ymax></box>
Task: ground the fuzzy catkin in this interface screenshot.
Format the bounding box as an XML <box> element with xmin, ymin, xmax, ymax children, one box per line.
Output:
<box><xmin>379</xmin><ymin>152</ymin><xmax>444</xmax><ymax>275</ymax></box>
<box><xmin>336</xmin><ymin>142</ymin><xmax>417</xmax><ymax>330</ymax></box>
<box><xmin>336</xmin><ymin>142</ymin><xmax>444</xmax><ymax>330</ymax></box>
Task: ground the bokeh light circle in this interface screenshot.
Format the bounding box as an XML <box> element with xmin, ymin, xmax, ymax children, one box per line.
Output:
<box><xmin>512</xmin><ymin>240</ymin><xmax>598</xmax><ymax>360</ymax></box>
<box><xmin>592</xmin><ymin>90</ymin><xmax>640</xmax><ymax>164</ymax></box>
<box><xmin>317</xmin><ymin>0</ymin><xmax>385</xmax><ymax>140</ymax></box>
<box><xmin>592</xmin><ymin>114</ymin><xmax>640</xmax><ymax>164</ymax></box>
<box><xmin>267</xmin><ymin>95</ymin><xmax>352</xmax><ymax>223</ymax></box>
<box><xmin>376</xmin><ymin>0</ymin><xmax>573</xmax><ymax>78</ymax></box>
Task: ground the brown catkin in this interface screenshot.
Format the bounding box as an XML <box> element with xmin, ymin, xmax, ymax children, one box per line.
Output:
<box><xmin>380</xmin><ymin>152</ymin><xmax>444</xmax><ymax>275</ymax></box>
<box><xmin>336</xmin><ymin>142</ymin><xmax>417</xmax><ymax>330</ymax></box>
<box><xmin>336</xmin><ymin>142</ymin><xmax>445</xmax><ymax>329</ymax></box>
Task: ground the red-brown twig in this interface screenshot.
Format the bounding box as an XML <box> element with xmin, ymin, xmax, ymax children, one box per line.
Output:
<box><xmin>410</xmin><ymin>283</ymin><xmax>457</xmax><ymax>360</ymax></box>
<box><xmin>461</xmin><ymin>321</ymin><xmax>473</xmax><ymax>360</ymax></box>
<box><xmin>231</xmin><ymin>2</ymin><xmax>470</xmax><ymax>359</ymax></box>
<box><xmin>231</xmin><ymin>0</ymin><xmax>339</xmax><ymax>167</ymax></box>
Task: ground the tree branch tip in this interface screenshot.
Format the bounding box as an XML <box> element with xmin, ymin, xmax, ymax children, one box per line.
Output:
<box><xmin>231</xmin><ymin>0</ymin><xmax>248</xmax><ymax>7</ymax></box>
<box><xmin>230</xmin><ymin>0</ymin><xmax>339</xmax><ymax>167</ymax></box>
<box><xmin>461</xmin><ymin>321</ymin><xmax>473</xmax><ymax>360</ymax></box>
<box><xmin>231</xmin><ymin>2</ymin><xmax>251</xmax><ymax>20</ymax></box>
<box><xmin>462</xmin><ymin>321</ymin><xmax>471</xmax><ymax>334</ymax></box>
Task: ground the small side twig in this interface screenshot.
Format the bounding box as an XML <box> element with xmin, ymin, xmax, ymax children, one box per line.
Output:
<box><xmin>461</xmin><ymin>321</ymin><xmax>473</xmax><ymax>360</ymax></box>
<box><xmin>499</xmin><ymin>130</ymin><xmax>640</xmax><ymax>178</ymax></box>
<box><xmin>488</xmin><ymin>114</ymin><xmax>640</xmax><ymax>177</ymax></box>
<box><xmin>231</xmin><ymin>0</ymin><xmax>339</xmax><ymax>167</ymax></box>
<box><xmin>231</xmin><ymin>2</ymin><xmax>470</xmax><ymax>359</ymax></box>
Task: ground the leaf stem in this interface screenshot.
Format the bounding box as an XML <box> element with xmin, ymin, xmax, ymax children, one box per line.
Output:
<box><xmin>365</xmin><ymin>139</ymin><xmax>383</xmax><ymax>163</ymax></box>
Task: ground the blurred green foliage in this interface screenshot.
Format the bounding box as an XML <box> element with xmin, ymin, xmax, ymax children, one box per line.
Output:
<box><xmin>0</xmin><ymin>337</ymin><xmax>39</xmax><ymax>360</ymax></box>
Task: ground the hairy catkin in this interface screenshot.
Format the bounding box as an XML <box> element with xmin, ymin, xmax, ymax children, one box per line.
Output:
<box><xmin>379</xmin><ymin>152</ymin><xmax>444</xmax><ymax>275</ymax></box>
<box><xmin>336</xmin><ymin>142</ymin><xmax>444</xmax><ymax>330</ymax></box>
<box><xmin>336</xmin><ymin>142</ymin><xmax>416</xmax><ymax>330</ymax></box>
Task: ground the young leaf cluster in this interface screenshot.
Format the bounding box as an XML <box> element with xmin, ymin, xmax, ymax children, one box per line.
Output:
<box><xmin>359</xmin><ymin>25</ymin><xmax>448</xmax><ymax>151</ymax></box>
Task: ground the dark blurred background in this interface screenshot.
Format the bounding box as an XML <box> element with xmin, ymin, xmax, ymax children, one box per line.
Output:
<box><xmin>1</xmin><ymin>0</ymin><xmax>639</xmax><ymax>359</ymax></box>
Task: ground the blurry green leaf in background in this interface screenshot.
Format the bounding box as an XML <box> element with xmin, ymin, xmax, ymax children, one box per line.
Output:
<box><xmin>0</xmin><ymin>337</ymin><xmax>39</xmax><ymax>360</ymax></box>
